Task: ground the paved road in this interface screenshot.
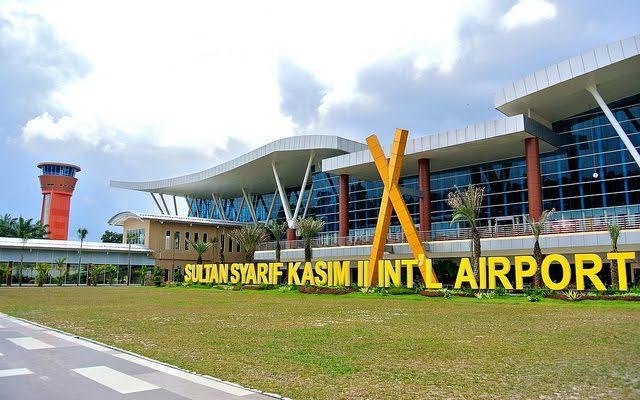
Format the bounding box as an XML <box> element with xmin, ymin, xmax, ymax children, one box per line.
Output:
<box><xmin>0</xmin><ymin>313</ymin><xmax>278</xmax><ymax>400</ymax></box>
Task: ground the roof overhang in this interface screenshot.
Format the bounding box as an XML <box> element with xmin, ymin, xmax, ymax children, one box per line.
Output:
<box><xmin>0</xmin><ymin>237</ymin><xmax>150</xmax><ymax>253</ymax></box>
<box><xmin>111</xmin><ymin>135</ymin><xmax>366</xmax><ymax>198</ymax></box>
<box><xmin>108</xmin><ymin>211</ymin><xmax>247</xmax><ymax>227</ymax></box>
<box><xmin>495</xmin><ymin>35</ymin><xmax>640</xmax><ymax>122</ymax></box>
<box><xmin>322</xmin><ymin>115</ymin><xmax>560</xmax><ymax>181</ymax></box>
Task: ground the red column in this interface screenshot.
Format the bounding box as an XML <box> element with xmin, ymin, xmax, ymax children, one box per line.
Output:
<box><xmin>286</xmin><ymin>228</ymin><xmax>297</xmax><ymax>241</ymax></box>
<box><xmin>338</xmin><ymin>174</ymin><xmax>349</xmax><ymax>245</ymax></box>
<box><xmin>525</xmin><ymin>137</ymin><xmax>543</xmax><ymax>221</ymax></box>
<box><xmin>418</xmin><ymin>159</ymin><xmax>431</xmax><ymax>239</ymax></box>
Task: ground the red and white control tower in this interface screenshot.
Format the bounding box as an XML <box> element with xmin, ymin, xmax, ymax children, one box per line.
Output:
<box><xmin>37</xmin><ymin>162</ymin><xmax>81</xmax><ymax>240</ymax></box>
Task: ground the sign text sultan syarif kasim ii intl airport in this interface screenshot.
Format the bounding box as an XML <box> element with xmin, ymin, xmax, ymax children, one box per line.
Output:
<box><xmin>185</xmin><ymin>129</ymin><xmax>634</xmax><ymax>291</ymax></box>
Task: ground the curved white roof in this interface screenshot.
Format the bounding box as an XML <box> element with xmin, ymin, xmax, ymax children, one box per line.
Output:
<box><xmin>111</xmin><ymin>135</ymin><xmax>366</xmax><ymax>197</ymax></box>
<box><xmin>108</xmin><ymin>211</ymin><xmax>245</xmax><ymax>227</ymax></box>
<box><xmin>495</xmin><ymin>34</ymin><xmax>640</xmax><ymax>122</ymax></box>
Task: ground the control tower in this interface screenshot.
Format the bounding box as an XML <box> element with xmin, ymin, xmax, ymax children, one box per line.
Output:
<box><xmin>37</xmin><ymin>162</ymin><xmax>81</xmax><ymax>240</ymax></box>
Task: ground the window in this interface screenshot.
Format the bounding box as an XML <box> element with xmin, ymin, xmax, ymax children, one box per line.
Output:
<box><xmin>174</xmin><ymin>231</ymin><xmax>180</xmax><ymax>250</ymax></box>
<box><xmin>194</xmin><ymin>232</ymin><xmax>199</xmax><ymax>243</ymax></box>
<box><xmin>165</xmin><ymin>230</ymin><xmax>171</xmax><ymax>250</ymax></box>
<box><xmin>203</xmin><ymin>233</ymin><xmax>208</xmax><ymax>243</ymax></box>
<box><xmin>42</xmin><ymin>194</ymin><xmax>51</xmax><ymax>225</ymax></box>
<box><xmin>220</xmin><ymin>234</ymin><xmax>225</xmax><ymax>250</ymax></box>
<box><xmin>185</xmin><ymin>232</ymin><xmax>190</xmax><ymax>250</ymax></box>
<box><xmin>236</xmin><ymin>241</ymin><xmax>241</xmax><ymax>253</ymax></box>
<box><xmin>126</xmin><ymin>229</ymin><xmax>145</xmax><ymax>245</ymax></box>
<box><xmin>228</xmin><ymin>237</ymin><xmax>233</xmax><ymax>253</ymax></box>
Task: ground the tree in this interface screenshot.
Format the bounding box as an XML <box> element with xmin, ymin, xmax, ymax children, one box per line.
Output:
<box><xmin>77</xmin><ymin>228</ymin><xmax>88</xmax><ymax>286</ymax></box>
<box><xmin>0</xmin><ymin>214</ymin><xmax>16</xmax><ymax>236</ymax></box>
<box><xmin>34</xmin><ymin>263</ymin><xmax>51</xmax><ymax>287</ymax></box>
<box><xmin>527</xmin><ymin>209</ymin><xmax>554</xmax><ymax>288</ymax></box>
<box><xmin>188</xmin><ymin>240</ymin><xmax>211</xmax><ymax>264</ymax></box>
<box><xmin>101</xmin><ymin>230</ymin><xmax>123</xmax><ymax>243</ymax></box>
<box><xmin>608</xmin><ymin>222</ymin><xmax>621</xmax><ymax>289</ymax></box>
<box><xmin>446</xmin><ymin>185</ymin><xmax>485</xmax><ymax>280</ymax></box>
<box><xmin>296</xmin><ymin>217</ymin><xmax>325</xmax><ymax>262</ymax></box>
<box><xmin>53</xmin><ymin>257</ymin><xmax>67</xmax><ymax>286</ymax></box>
<box><xmin>229</xmin><ymin>225</ymin><xmax>269</xmax><ymax>262</ymax></box>
<box><xmin>0</xmin><ymin>263</ymin><xmax>8</xmax><ymax>287</ymax></box>
<box><xmin>266</xmin><ymin>221</ymin><xmax>287</xmax><ymax>262</ymax></box>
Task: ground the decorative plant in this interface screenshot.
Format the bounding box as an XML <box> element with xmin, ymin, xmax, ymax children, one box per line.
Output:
<box><xmin>88</xmin><ymin>264</ymin><xmax>103</xmax><ymax>286</ymax></box>
<box><xmin>0</xmin><ymin>263</ymin><xmax>6</xmax><ymax>286</ymax></box>
<box><xmin>447</xmin><ymin>185</ymin><xmax>485</xmax><ymax>280</ymax></box>
<box><xmin>527</xmin><ymin>209</ymin><xmax>554</xmax><ymax>287</ymax></box>
<box><xmin>608</xmin><ymin>222</ymin><xmax>621</xmax><ymax>289</ymax></box>
<box><xmin>77</xmin><ymin>228</ymin><xmax>88</xmax><ymax>285</ymax></box>
<box><xmin>139</xmin><ymin>266</ymin><xmax>148</xmax><ymax>286</ymax></box>
<box><xmin>562</xmin><ymin>289</ymin><xmax>583</xmax><ymax>301</ymax></box>
<box><xmin>266</xmin><ymin>221</ymin><xmax>287</xmax><ymax>262</ymax></box>
<box><xmin>34</xmin><ymin>262</ymin><xmax>51</xmax><ymax>287</ymax></box>
<box><xmin>104</xmin><ymin>264</ymin><xmax>117</xmax><ymax>285</ymax></box>
<box><xmin>53</xmin><ymin>257</ymin><xmax>67</xmax><ymax>286</ymax></box>
<box><xmin>296</xmin><ymin>217</ymin><xmax>325</xmax><ymax>262</ymax></box>
<box><xmin>229</xmin><ymin>225</ymin><xmax>269</xmax><ymax>262</ymax></box>
<box><xmin>152</xmin><ymin>266</ymin><xmax>164</xmax><ymax>286</ymax></box>
<box><xmin>188</xmin><ymin>240</ymin><xmax>211</xmax><ymax>264</ymax></box>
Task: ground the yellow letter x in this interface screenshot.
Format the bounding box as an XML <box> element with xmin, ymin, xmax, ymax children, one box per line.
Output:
<box><xmin>366</xmin><ymin>128</ymin><xmax>437</xmax><ymax>287</ymax></box>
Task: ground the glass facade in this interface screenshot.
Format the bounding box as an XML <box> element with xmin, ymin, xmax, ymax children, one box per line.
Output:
<box><xmin>39</xmin><ymin>164</ymin><xmax>78</xmax><ymax>177</ymax></box>
<box><xmin>187</xmin><ymin>93</ymin><xmax>640</xmax><ymax>240</ymax></box>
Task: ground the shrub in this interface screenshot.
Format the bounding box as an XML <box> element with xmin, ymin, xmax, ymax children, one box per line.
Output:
<box><xmin>90</xmin><ymin>265</ymin><xmax>105</xmax><ymax>286</ymax></box>
<box><xmin>298</xmin><ymin>285</ymin><xmax>353</xmax><ymax>295</ymax></box>
<box><xmin>527</xmin><ymin>294</ymin><xmax>541</xmax><ymax>302</ymax></box>
<box><xmin>493</xmin><ymin>286</ymin><xmax>507</xmax><ymax>296</ymax></box>
<box><xmin>384</xmin><ymin>286</ymin><xmax>415</xmax><ymax>295</ymax></box>
<box><xmin>420</xmin><ymin>290</ymin><xmax>445</xmax><ymax>297</ymax></box>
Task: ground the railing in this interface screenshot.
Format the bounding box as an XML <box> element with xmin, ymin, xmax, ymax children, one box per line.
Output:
<box><xmin>256</xmin><ymin>214</ymin><xmax>640</xmax><ymax>251</ymax></box>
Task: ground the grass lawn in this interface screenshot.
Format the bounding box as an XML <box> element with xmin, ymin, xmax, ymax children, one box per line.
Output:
<box><xmin>1</xmin><ymin>287</ymin><xmax>639</xmax><ymax>399</ymax></box>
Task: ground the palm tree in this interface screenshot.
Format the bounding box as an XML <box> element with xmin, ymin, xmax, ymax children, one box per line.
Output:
<box><xmin>296</xmin><ymin>217</ymin><xmax>325</xmax><ymax>262</ymax></box>
<box><xmin>229</xmin><ymin>225</ymin><xmax>269</xmax><ymax>263</ymax></box>
<box><xmin>527</xmin><ymin>209</ymin><xmax>555</xmax><ymax>288</ymax></box>
<box><xmin>77</xmin><ymin>228</ymin><xmax>88</xmax><ymax>286</ymax></box>
<box><xmin>446</xmin><ymin>185</ymin><xmax>485</xmax><ymax>280</ymax></box>
<box><xmin>608</xmin><ymin>222</ymin><xmax>621</xmax><ymax>289</ymax></box>
<box><xmin>53</xmin><ymin>257</ymin><xmax>67</xmax><ymax>286</ymax></box>
<box><xmin>188</xmin><ymin>239</ymin><xmax>211</xmax><ymax>264</ymax></box>
<box><xmin>126</xmin><ymin>231</ymin><xmax>138</xmax><ymax>286</ymax></box>
<box><xmin>0</xmin><ymin>214</ymin><xmax>16</xmax><ymax>236</ymax></box>
<box><xmin>266</xmin><ymin>221</ymin><xmax>287</xmax><ymax>262</ymax></box>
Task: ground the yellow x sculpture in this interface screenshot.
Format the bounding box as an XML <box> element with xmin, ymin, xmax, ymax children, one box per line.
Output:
<box><xmin>366</xmin><ymin>128</ymin><xmax>438</xmax><ymax>287</ymax></box>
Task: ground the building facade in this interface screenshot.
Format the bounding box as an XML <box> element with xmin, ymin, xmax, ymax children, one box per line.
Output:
<box><xmin>110</xmin><ymin>34</ymin><xmax>640</xmax><ymax>276</ymax></box>
<box><xmin>108</xmin><ymin>212</ymin><xmax>245</xmax><ymax>280</ymax></box>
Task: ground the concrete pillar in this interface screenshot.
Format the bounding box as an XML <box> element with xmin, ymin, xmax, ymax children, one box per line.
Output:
<box><xmin>338</xmin><ymin>174</ymin><xmax>350</xmax><ymax>245</ymax></box>
<box><xmin>525</xmin><ymin>137</ymin><xmax>543</xmax><ymax>221</ymax></box>
<box><xmin>418</xmin><ymin>159</ymin><xmax>431</xmax><ymax>238</ymax></box>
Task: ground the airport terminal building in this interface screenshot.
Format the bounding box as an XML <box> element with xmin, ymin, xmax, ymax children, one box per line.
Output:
<box><xmin>111</xmin><ymin>35</ymin><xmax>640</xmax><ymax>278</ymax></box>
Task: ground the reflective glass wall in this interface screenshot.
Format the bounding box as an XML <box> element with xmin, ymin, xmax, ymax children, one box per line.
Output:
<box><xmin>187</xmin><ymin>93</ymin><xmax>640</xmax><ymax>239</ymax></box>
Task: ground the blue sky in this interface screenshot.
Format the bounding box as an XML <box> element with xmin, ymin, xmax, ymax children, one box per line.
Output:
<box><xmin>0</xmin><ymin>0</ymin><xmax>639</xmax><ymax>241</ymax></box>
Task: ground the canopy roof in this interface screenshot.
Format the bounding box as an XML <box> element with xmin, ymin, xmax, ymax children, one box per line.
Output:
<box><xmin>108</xmin><ymin>211</ymin><xmax>245</xmax><ymax>227</ymax></box>
<box><xmin>495</xmin><ymin>34</ymin><xmax>640</xmax><ymax>122</ymax></box>
<box><xmin>111</xmin><ymin>135</ymin><xmax>366</xmax><ymax>197</ymax></box>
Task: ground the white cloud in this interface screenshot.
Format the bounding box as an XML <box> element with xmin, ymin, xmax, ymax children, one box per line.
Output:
<box><xmin>501</xmin><ymin>0</ymin><xmax>557</xmax><ymax>30</ymax></box>
<box><xmin>5</xmin><ymin>0</ymin><xmax>493</xmax><ymax>156</ymax></box>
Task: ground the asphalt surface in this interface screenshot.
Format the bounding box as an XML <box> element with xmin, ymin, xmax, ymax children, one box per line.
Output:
<box><xmin>0</xmin><ymin>313</ymin><xmax>278</xmax><ymax>400</ymax></box>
